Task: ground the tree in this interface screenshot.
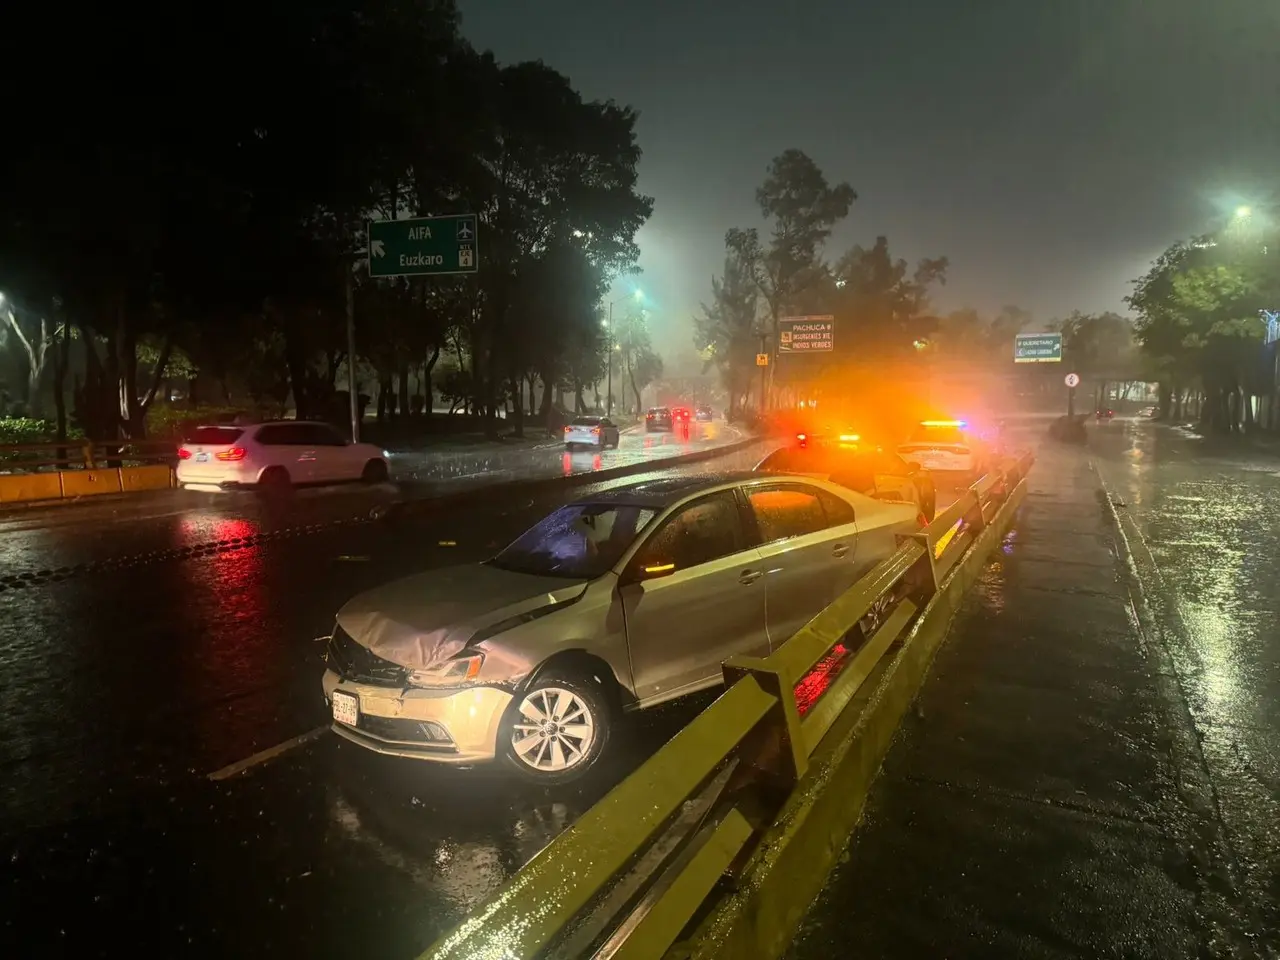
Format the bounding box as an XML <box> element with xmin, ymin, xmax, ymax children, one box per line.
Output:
<box><xmin>452</xmin><ymin>53</ymin><xmax>652</xmax><ymax>436</ymax></box>
<box><xmin>726</xmin><ymin>150</ymin><xmax>855</xmax><ymax>402</ymax></box>
<box><xmin>694</xmin><ymin>245</ymin><xmax>761</xmax><ymax>419</ymax></box>
<box><xmin>1</xmin><ymin>1</ymin><xmax>652</xmax><ymax>442</ymax></box>
<box><xmin>1128</xmin><ymin>226</ymin><xmax>1277</xmax><ymax>431</ymax></box>
<box><xmin>828</xmin><ymin>237</ymin><xmax>949</xmax><ymax>359</ymax></box>
<box><xmin>0</xmin><ymin>296</ymin><xmax>54</xmax><ymax>417</ymax></box>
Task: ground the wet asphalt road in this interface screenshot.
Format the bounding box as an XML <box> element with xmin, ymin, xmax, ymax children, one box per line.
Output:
<box><xmin>791</xmin><ymin>418</ymin><xmax>1280</xmax><ymax>959</ymax></box>
<box><xmin>0</xmin><ymin>433</ymin><xmax>770</xmax><ymax>958</ymax></box>
<box><xmin>13</xmin><ymin>416</ymin><xmax>1273</xmax><ymax>959</ymax></box>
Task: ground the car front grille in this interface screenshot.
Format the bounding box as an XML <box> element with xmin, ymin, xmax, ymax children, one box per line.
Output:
<box><xmin>327</xmin><ymin>627</ymin><xmax>410</xmax><ymax>687</ymax></box>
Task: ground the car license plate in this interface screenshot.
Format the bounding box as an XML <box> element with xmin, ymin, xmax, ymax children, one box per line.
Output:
<box><xmin>332</xmin><ymin>690</ymin><xmax>359</xmax><ymax>726</ymax></box>
<box><xmin>195</xmin><ymin>452</ymin><xmax>209</xmax><ymax>462</ymax></box>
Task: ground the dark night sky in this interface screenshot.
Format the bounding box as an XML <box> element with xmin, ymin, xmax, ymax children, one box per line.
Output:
<box><xmin>459</xmin><ymin>0</ymin><xmax>1279</xmax><ymax>369</ymax></box>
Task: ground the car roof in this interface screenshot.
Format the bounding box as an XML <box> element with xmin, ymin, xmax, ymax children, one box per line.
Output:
<box><xmin>573</xmin><ymin>470</ymin><xmax>841</xmax><ymax>509</ymax></box>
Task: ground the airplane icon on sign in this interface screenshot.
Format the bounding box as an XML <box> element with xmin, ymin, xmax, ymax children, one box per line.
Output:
<box><xmin>456</xmin><ymin>219</ymin><xmax>475</xmax><ymax>242</ymax></box>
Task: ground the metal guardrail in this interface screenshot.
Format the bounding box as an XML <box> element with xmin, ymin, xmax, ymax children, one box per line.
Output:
<box><xmin>0</xmin><ymin>439</ymin><xmax>176</xmax><ymax>472</ymax></box>
<box><xmin>421</xmin><ymin>451</ymin><xmax>1036</xmax><ymax>960</ymax></box>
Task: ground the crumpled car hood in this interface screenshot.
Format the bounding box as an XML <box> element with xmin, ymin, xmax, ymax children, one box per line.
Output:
<box><xmin>335</xmin><ymin>563</ymin><xmax>587</xmax><ymax>669</ymax></box>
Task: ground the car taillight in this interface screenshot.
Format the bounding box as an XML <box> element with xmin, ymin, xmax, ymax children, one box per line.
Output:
<box><xmin>591</xmin><ymin>427</ymin><xmax>600</xmax><ymax>435</ymax></box>
<box><xmin>177</xmin><ymin>448</ymin><xmax>192</xmax><ymax>460</ymax></box>
<box><xmin>215</xmin><ymin>447</ymin><xmax>247</xmax><ymax>462</ymax></box>
<box><xmin>564</xmin><ymin>425</ymin><xmax>571</xmax><ymax>432</ymax></box>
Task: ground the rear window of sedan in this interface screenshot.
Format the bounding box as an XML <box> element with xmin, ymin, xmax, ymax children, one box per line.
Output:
<box><xmin>648</xmin><ymin>407</ymin><xmax>670</xmax><ymax>416</ymax></box>
<box><xmin>571</xmin><ymin>417</ymin><xmax>602</xmax><ymax>426</ymax></box>
<box><xmin>186</xmin><ymin>426</ymin><xmax>244</xmax><ymax>445</ymax></box>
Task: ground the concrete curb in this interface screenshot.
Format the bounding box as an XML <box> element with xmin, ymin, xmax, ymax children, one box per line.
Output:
<box><xmin>679</xmin><ymin>477</ymin><xmax>1030</xmax><ymax>960</ymax></box>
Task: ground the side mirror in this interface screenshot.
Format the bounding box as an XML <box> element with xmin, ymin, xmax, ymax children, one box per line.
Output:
<box><xmin>633</xmin><ymin>561</ymin><xmax>677</xmax><ymax>582</ymax></box>
<box><xmin>906</xmin><ymin>461</ymin><xmax>922</xmax><ymax>473</ymax></box>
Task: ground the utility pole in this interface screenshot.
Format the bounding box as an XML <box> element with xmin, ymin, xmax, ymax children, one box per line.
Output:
<box><xmin>346</xmin><ymin>268</ymin><xmax>359</xmax><ymax>442</ymax></box>
<box><xmin>606</xmin><ymin>300</ymin><xmax>613</xmax><ymax>417</ymax></box>
<box><xmin>759</xmin><ymin>333</ymin><xmax>769</xmax><ymax>414</ymax></box>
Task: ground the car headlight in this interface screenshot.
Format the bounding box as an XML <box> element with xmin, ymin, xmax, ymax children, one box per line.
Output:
<box><xmin>408</xmin><ymin>652</ymin><xmax>484</xmax><ymax>687</ymax></box>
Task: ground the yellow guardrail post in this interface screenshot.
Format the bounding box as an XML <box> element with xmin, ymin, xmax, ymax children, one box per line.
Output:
<box><xmin>721</xmin><ymin>655</ymin><xmax>808</xmax><ymax>785</ymax></box>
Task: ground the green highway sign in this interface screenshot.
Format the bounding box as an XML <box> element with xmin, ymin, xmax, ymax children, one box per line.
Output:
<box><xmin>368</xmin><ymin>215</ymin><xmax>478</xmax><ymax>278</ymax></box>
<box><xmin>1014</xmin><ymin>332</ymin><xmax>1062</xmax><ymax>363</ymax></box>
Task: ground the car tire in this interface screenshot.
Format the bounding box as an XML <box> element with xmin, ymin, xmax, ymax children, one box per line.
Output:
<box><xmin>257</xmin><ymin>466</ymin><xmax>291</xmax><ymax>496</ymax></box>
<box><xmin>361</xmin><ymin>459</ymin><xmax>389</xmax><ymax>483</ymax></box>
<box><xmin>500</xmin><ymin>671</ymin><xmax>612</xmax><ymax>785</ymax></box>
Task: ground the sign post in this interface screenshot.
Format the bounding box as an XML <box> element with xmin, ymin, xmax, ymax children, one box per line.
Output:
<box><xmin>1014</xmin><ymin>332</ymin><xmax>1063</xmax><ymax>364</ymax></box>
<box><xmin>368</xmin><ymin>215</ymin><xmax>479</xmax><ymax>278</ymax></box>
<box><xmin>356</xmin><ymin>214</ymin><xmax>481</xmax><ymax>440</ymax></box>
<box><xmin>757</xmin><ymin>340</ymin><xmax>770</xmax><ymax>413</ymax></box>
<box><xmin>1065</xmin><ymin>371</ymin><xmax>1080</xmax><ymax>417</ymax></box>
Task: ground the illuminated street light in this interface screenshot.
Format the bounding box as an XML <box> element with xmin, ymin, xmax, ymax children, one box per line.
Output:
<box><xmin>835</xmin><ymin>279</ymin><xmax>847</xmax><ymax>289</ymax></box>
<box><xmin>1236</xmin><ymin>205</ymin><xmax>1252</xmax><ymax>219</ymax></box>
<box><xmin>604</xmin><ymin>289</ymin><xmax>644</xmax><ymax>417</ymax></box>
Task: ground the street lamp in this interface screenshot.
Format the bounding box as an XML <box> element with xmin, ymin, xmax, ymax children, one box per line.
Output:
<box><xmin>605</xmin><ymin>289</ymin><xmax>644</xmax><ymax>417</ymax></box>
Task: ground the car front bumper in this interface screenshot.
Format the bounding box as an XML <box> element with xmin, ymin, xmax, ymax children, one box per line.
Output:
<box><xmin>321</xmin><ymin>669</ymin><xmax>512</xmax><ymax>764</ymax></box>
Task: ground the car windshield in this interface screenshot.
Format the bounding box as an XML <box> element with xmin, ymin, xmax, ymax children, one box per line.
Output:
<box><xmin>187</xmin><ymin>426</ymin><xmax>244</xmax><ymax>445</ymax></box>
<box><xmin>909</xmin><ymin>425</ymin><xmax>967</xmax><ymax>445</ymax></box>
<box><xmin>491</xmin><ymin>503</ymin><xmax>659</xmax><ymax>579</ymax></box>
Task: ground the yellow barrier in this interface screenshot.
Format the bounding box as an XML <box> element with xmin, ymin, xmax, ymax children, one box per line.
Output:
<box><xmin>0</xmin><ymin>465</ymin><xmax>175</xmax><ymax>506</ymax></box>
<box><xmin>420</xmin><ymin>451</ymin><xmax>1035</xmax><ymax>960</ymax></box>
<box><xmin>119</xmin><ymin>464</ymin><xmax>175</xmax><ymax>493</ymax></box>
<box><xmin>0</xmin><ymin>472</ymin><xmax>64</xmax><ymax>504</ymax></box>
<box><xmin>60</xmin><ymin>469</ymin><xmax>123</xmax><ymax>498</ymax></box>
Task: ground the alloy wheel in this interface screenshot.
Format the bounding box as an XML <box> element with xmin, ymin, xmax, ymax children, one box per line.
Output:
<box><xmin>510</xmin><ymin>686</ymin><xmax>596</xmax><ymax>773</ymax></box>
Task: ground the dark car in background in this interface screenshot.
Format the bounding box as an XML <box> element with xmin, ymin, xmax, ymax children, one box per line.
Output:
<box><xmin>645</xmin><ymin>407</ymin><xmax>673</xmax><ymax>432</ymax></box>
<box><xmin>695</xmin><ymin>405</ymin><xmax>714</xmax><ymax>422</ymax></box>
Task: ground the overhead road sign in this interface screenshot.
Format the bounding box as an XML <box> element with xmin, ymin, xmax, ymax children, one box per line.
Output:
<box><xmin>368</xmin><ymin>215</ymin><xmax>479</xmax><ymax>278</ymax></box>
<box><xmin>1014</xmin><ymin>332</ymin><xmax>1062</xmax><ymax>363</ymax></box>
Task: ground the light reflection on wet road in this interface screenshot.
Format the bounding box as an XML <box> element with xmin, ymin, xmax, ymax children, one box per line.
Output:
<box><xmin>1092</xmin><ymin>419</ymin><xmax>1280</xmax><ymax>942</ymax></box>
<box><xmin>4</xmin><ymin>417</ymin><xmax>1276</xmax><ymax>957</ymax></box>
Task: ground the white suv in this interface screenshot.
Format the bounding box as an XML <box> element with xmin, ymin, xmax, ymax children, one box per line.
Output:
<box><xmin>176</xmin><ymin>421</ymin><xmax>389</xmax><ymax>492</ymax></box>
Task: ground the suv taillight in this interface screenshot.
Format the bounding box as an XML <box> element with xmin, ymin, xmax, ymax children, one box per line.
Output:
<box><xmin>215</xmin><ymin>447</ymin><xmax>248</xmax><ymax>462</ymax></box>
<box><xmin>177</xmin><ymin>448</ymin><xmax>192</xmax><ymax>460</ymax></box>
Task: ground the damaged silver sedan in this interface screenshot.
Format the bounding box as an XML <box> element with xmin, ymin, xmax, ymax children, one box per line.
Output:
<box><xmin>321</xmin><ymin>471</ymin><xmax>921</xmax><ymax>783</ymax></box>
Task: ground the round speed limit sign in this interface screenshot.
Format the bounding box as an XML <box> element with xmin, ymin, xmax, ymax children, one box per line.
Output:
<box><xmin>1065</xmin><ymin>372</ymin><xmax>1081</xmax><ymax>388</ymax></box>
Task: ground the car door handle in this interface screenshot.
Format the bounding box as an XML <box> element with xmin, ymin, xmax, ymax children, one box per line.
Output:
<box><xmin>832</xmin><ymin>544</ymin><xmax>850</xmax><ymax>558</ymax></box>
<box><xmin>739</xmin><ymin>569</ymin><xmax>763</xmax><ymax>585</ymax></box>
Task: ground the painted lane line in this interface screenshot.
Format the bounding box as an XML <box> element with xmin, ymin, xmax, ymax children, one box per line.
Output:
<box><xmin>207</xmin><ymin>725</ymin><xmax>329</xmax><ymax>781</ymax></box>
